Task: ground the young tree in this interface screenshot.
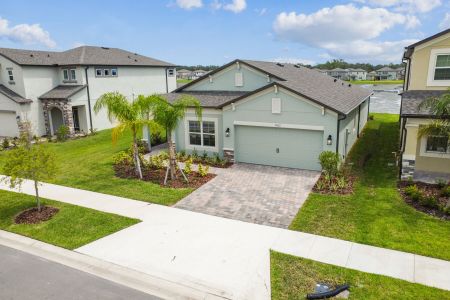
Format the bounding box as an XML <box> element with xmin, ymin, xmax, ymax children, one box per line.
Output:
<box><xmin>94</xmin><ymin>92</ymin><xmax>160</xmax><ymax>179</ymax></box>
<box><xmin>146</xmin><ymin>94</ymin><xmax>201</xmax><ymax>181</ymax></box>
<box><xmin>418</xmin><ymin>88</ymin><xmax>450</xmax><ymax>140</ymax></box>
<box><xmin>2</xmin><ymin>132</ymin><xmax>57</xmax><ymax>212</ymax></box>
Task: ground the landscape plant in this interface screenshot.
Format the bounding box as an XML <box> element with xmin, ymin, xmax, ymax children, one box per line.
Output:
<box><xmin>1</xmin><ymin>132</ymin><xmax>57</xmax><ymax>212</ymax></box>
<box><xmin>418</xmin><ymin>88</ymin><xmax>450</xmax><ymax>140</ymax></box>
<box><xmin>94</xmin><ymin>92</ymin><xmax>162</xmax><ymax>180</ymax></box>
<box><xmin>56</xmin><ymin>125</ymin><xmax>70</xmax><ymax>142</ymax></box>
<box><xmin>145</xmin><ymin>94</ymin><xmax>201</xmax><ymax>182</ymax></box>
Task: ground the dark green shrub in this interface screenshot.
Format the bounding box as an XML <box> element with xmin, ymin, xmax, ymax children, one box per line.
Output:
<box><xmin>404</xmin><ymin>185</ymin><xmax>422</xmax><ymax>202</ymax></box>
<box><xmin>1</xmin><ymin>138</ymin><xmax>9</xmax><ymax>149</ymax></box>
<box><xmin>56</xmin><ymin>125</ymin><xmax>70</xmax><ymax>142</ymax></box>
<box><xmin>202</xmin><ymin>150</ymin><xmax>208</xmax><ymax>160</ymax></box>
<box><xmin>435</xmin><ymin>178</ymin><xmax>447</xmax><ymax>189</ymax></box>
<box><xmin>419</xmin><ymin>196</ymin><xmax>438</xmax><ymax>209</ymax></box>
<box><xmin>441</xmin><ymin>186</ymin><xmax>450</xmax><ymax>197</ymax></box>
<box><xmin>318</xmin><ymin>151</ymin><xmax>340</xmax><ymax>178</ymax></box>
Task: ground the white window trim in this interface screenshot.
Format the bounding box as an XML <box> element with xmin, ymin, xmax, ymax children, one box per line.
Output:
<box><xmin>63</xmin><ymin>69</ymin><xmax>69</xmax><ymax>80</ymax></box>
<box><xmin>184</xmin><ymin>117</ymin><xmax>219</xmax><ymax>152</ymax></box>
<box><xmin>419</xmin><ymin>136</ymin><xmax>450</xmax><ymax>158</ymax></box>
<box><xmin>7</xmin><ymin>69</ymin><xmax>14</xmax><ymax>81</ymax></box>
<box><xmin>427</xmin><ymin>48</ymin><xmax>450</xmax><ymax>87</ymax></box>
<box><xmin>95</xmin><ymin>69</ymin><xmax>103</xmax><ymax>77</ymax></box>
<box><xmin>111</xmin><ymin>68</ymin><xmax>118</xmax><ymax>77</ymax></box>
<box><xmin>70</xmin><ymin>69</ymin><xmax>76</xmax><ymax>80</ymax></box>
<box><xmin>167</xmin><ymin>69</ymin><xmax>175</xmax><ymax>77</ymax></box>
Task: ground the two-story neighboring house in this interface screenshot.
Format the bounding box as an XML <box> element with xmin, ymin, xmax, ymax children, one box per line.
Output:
<box><xmin>163</xmin><ymin>60</ymin><xmax>371</xmax><ymax>171</ymax></box>
<box><xmin>399</xmin><ymin>28</ymin><xmax>450</xmax><ymax>182</ymax></box>
<box><xmin>0</xmin><ymin>46</ymin><xmax>176</xmax><ymax>137</ymax></box>
<box><xmin>376</xmin><ymin>67</ymin><xmax>398</xmax><ymax>80</ymax></box>
<box><xmin>328</xmin><ymin>68</ymin><xmax>349</xmax><ymax>80</ymax></box>
<box><xmin>347</xmin><ymin>68</ymin><xmax>367</xmax><ymax>80</ymax></box>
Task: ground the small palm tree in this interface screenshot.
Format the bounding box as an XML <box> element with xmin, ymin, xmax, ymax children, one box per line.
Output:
<box><xmin>146</xmin><ymin>94</ymin><xmax>201</xmax><ymax>181</ymax></box>
<box><xmin>418</xmin><ymin>88</ymin><xmax>450</xmax><ymax>139</ymax></box>
<box><xmin>94</xmin><ymin>92</ymin><xmax>158</xmax><ymax>179</ymax></box>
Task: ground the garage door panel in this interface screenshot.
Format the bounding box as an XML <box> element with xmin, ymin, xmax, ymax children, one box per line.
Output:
<box><xmin>0</xmin><ymin>112</ymin><xmax>19</xmax><ymax>137</ymax></box>
<box><xmin>235</xmin><ymin>126</ymin><xmax>323</xmax><ymax>170</ymax></box>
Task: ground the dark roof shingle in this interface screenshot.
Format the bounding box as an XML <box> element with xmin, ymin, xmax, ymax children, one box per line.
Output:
<box><xmin>401</xmin><ymin>90</ymin><xmax>448</xmax><ymax>116</ymax></box>
<box><xmin>0</xmin><ymin>84</ymin><xmax>32</xmax><ymax>104</ymax></box>
<box><xmin>163</xmin><ymin>91</ymin><xmax>247</xmax><ymax>108</ymax></box>
<box><xmin>39</xmin><ymin>85</ymin><xmax>86</xmax><ymax>100</ymax></box>
<box><xmin>0</xmin><ymin>46</ymin><xmax>174</xmax><ymax>67</ymax></box>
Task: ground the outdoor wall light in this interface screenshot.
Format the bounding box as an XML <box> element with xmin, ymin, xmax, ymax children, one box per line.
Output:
<box><xmin>225</xmin><ymin>128</ymin><xmax>230</xmax><ymax>137</ymax></box>
<box><xmin>327</xmin><ymin>135</ymin><xmax>332</xmax><ymax>145</ymax></box>
<box><xmin>16</xmin><ymin>115</ymin><xmax>20</xmax><ymax>121</ymax></box>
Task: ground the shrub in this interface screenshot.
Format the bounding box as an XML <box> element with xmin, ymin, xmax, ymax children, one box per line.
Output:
<box><xmin>198</xmin><ymin>164</ymin><xmax>209</xmax><ymax>177</ymax></box>
<box><xmin>56</xmin><ymin>125</ymin><xmax>70</xmax><ymax>142</ymax></box>
<box><xmin>202</xmin><ymin>150</ymin><xmax>208</xmax><ymax>160</ymax></box>
<box><xmin>113</xmin><ymin>151</ymin><xmax>133</xmax><ymax>165</ymax></box>
<box><xmin>319</xmin><ymin>151</ymin><xmax>340</xmax><ymax>178</ymax></box>
<box><xmin>1</xmin><ymin>138</ymin><xmax>9</xmax><ymax>150</ymax></box>
<box><xmin>184</xmin><ymin>158</ymin><xmax>193</xmax><ymax>175</ymax></box>
<box><xmin>435</xmin><ymin>178</ymin><xmax>447</xmax><ymax>189</ymax></box>
<box><xmin>192</xmin><ymin>149</ymin><xmax>199</xmax><ymax>159</ymax></box>
<box><xmin>419</xmin><ymin>196</ymin><xmax>438</xmax><ymax>209</ymax></box>
<box><xmin>177</xmin><ymin>150</ymin><xmax>186</xmax><ymax>160</ymax></box>
<box><xmin>441</xmin><ymin>186</ymin><xmax>450</xmax><ymax>197</ymax></box>
<box><xmin>404</xmin><ymin>185</ymin><xmax>422</xmax><ymax>202</ymax></box>
<box><xmin>149</xmin><ymin>154</ymin><xmax>165</xmax><ymax>169</ymax></box>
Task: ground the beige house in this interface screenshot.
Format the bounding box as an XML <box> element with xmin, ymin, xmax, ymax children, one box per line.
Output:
<box><xmin>400</xmin><ymin>28</ymin><xmax>450</xmax><ymax>182</ymax></box>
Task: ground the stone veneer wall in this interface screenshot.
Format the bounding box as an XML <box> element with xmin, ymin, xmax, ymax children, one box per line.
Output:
<box><xmin>223</xmin><ymin>149</ymin><xmax>235</xmax><ymax>162</ymax></box>
<box><xmin>41</xmin><ymin>99</ymin><xmax>75</xmax><ymax>136</ymax></box>
<box><xmin>401</xmin><ymin>157</ymin><xmax>415</xmax><ymax>180</ymax></box>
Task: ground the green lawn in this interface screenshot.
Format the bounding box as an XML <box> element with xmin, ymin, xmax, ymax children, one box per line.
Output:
<box><xmin>0</xmin><ymin>129</ymin><xmax>192</xmax><ymax>206</ymax></box>
<box><xmin>349</xmin><ymin>80</ymin><xmax>404</xmax><ymax>85</ymax></box>
<box><xmin>177</xmin><ymin>79</ymin><xmax>192</xmax><ymax>84</ymax></box>
<box><xmin>271</xmin><ymin>251</ymin><xmax>450</xmax><ymax>300</ymax></box>
<box><xmin>0</xmin><ymin>189</ymin><xmax>139</xmax><ymax>249</ymax></box>
<box><xmin>290</xmin><ymin>114</ymin><xmax>450</xmax><ymax>261</ymax></box>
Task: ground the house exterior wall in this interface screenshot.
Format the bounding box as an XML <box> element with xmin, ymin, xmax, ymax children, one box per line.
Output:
<box><xmin>337</xmin><ymin>104</ymin><xmax>361</xmax><ymax>159</ymax></box>
<box><xmin>401</xmin><ymin>118</ymin><xmax>450</xmax><ymax>177</ymax></box>
<box><xmin>407</xmin><ymin>34</ymin><xmax>450</xmax><ymax>90</ymax></box>
<box><xmin>0</xmin><ymin>55</ymin><xmax>26</xmax><ymax>96</ymax></box>
<box><xmin>183</xmin><ymin>63</ymin><xmax>272</xmax><ymax>92</ymax></box>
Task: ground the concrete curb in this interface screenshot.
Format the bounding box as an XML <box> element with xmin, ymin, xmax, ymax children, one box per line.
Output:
<box><xmin>0</xmin><ymin>230</ymin><xmax>231</xmax><ymax>300</ymax></box>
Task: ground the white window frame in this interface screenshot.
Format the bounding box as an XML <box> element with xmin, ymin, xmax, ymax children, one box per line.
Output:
<box><xmin>167</xmin><ymin>69</ymin><xmax>175</xmax><ymax>77</ymax></box>
<box><xmin>184</xmin><ymin>117</ymin><xmax>218</xmax><ymax>152</ymax></box>
<box><xmin>104</xmin><ymin>69</ymin><xmax>110</xmax><ymax>77</ymax></box>
<box><xmin>95</xmin><ymin>68</ymin><xmax>103</xmax><ymax>77</ymax></box>
<box><xmin>63</xmin><ymin>69</ymin><xmax>69</xmax><ymax>80</ymax></box>
<box><xmin>427</xmin><ymin>48</ymin><xmax>450</xmax><ymax>87</ymax></box>
<box><xmin>111</xmin><ymin>68</ymin><xmax>118</xmax><ymax>77</ymax></box>
<box><xmin>419</xmin><ymin>135</ymin><xmax>450</xmax><ymax>158</ymax></box>
<box><xmin>70</xmin><ymin>69</ymin><xmax>76</xmax><ymax>80</ymax></box>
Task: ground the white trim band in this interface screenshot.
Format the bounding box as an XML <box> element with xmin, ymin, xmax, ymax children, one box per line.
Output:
<box><xmin>233</xmin><ymin>121</ymin><xmax>324</xmax><ymax>131</ymax></box>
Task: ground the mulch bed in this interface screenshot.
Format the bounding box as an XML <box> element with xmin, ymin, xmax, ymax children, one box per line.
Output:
<box><xmin>312</xmin><ymin>173</ymin><xmax>355</xmax><ymax>195</ymax></box>
<box><xmin>114</xmin><ymin>164</ymin><xmax>216</xmax><ymax>189</ymax></box>
<box><xmin>398</xmin><ymin>181</ymin><xmax>450</xmax><ymax>220</ymax></box>
<box><xmin>15</xmin><ymin>206</ymin><xmax>59</xmax><ymax>224</ymax></box>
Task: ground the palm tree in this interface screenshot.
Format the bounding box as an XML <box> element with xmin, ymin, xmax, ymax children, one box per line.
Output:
<box><xmin>418</xmin><ymin>88</ymin><xmax>450</xmax><ymax>139</ymax></box>
<box><xmin>146</xmin><ymin>94</ymin><xmax>202</xmax><ymax>181</ymax></box>
<box><xmin>94</xmin><ymin>92</ymin><xmax>158</xmax><ymax>179</ymax></box>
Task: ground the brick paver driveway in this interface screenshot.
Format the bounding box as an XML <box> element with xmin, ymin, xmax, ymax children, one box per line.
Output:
<box><xmin>175</xmin><ymin>163</ymin><xmax>320</xmax><ymax>228</ymax></box>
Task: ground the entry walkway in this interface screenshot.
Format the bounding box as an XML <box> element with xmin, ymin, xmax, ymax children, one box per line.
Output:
<box><xmin>0</xmin><ymin>177</ymin><xmax>449</xmax><ymax>299</ymax></box>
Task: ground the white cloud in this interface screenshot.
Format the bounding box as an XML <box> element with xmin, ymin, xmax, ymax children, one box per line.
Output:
<box><xmin>223</xmin><ymin>0</ymin><xmax>246</xmax><ymax>13</ymax></box>
<box><xmin>272</xmin><ymin>57</ymin><xmax>316</xmax><ymax>66</ymax></box>
<box><xmin>440</xmin><ymin>13</ymin><xmax>450</xmax><ymax>30</ymax></box>
<box><xmin>175</xmin><ymin>0</ymin><xmax>203</xmax><ymax>10</ymax></box>
<box><xmin>358</xmin><ymin>0</ymin><xmax>441</xmax><ymax>13</ymax></box>
<box><xmin>273</xmin><ymin>4</ymin><xmax>420</xmax><ymax>63</ymax></box>
<box><xmin>0</xmin><ymin>17</ymin><xmax>56</xmax><ymax>48</ymax></box>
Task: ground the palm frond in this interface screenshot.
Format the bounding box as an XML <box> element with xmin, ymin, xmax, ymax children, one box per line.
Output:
<box><xmin>94</xmin><ymin>92</ymin><xmax>135</xmax><ymax>123</ymax></box>
<box><xmin>418</xmin><ymin>120</ymin><xmax>450</xmax><ymax>138</ymax></box>
<box><xmin>418</xmin><ymin>88</ymin><xmax>450</xmax><ymax>117</ymax></box>
<box><xmin>111</xmin><ymin>123</ymin><xmax>128</xmax><ymax>145</ymax></box>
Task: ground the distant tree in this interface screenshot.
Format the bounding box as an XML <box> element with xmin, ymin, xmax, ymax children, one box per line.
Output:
<box><xmin>2</xmin><ymin>126</ymin><xmax>57</xmax><ymax>212</ymax></box>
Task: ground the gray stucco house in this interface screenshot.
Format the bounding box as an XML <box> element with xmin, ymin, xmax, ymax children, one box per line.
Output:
<box><xmin>166</xmin><ymin>60</ymin><xmax>372</xmax><ymax>171</ymax></box>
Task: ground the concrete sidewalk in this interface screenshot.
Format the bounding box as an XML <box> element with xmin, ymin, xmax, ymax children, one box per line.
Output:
<box><xmin>1</xmin><ymin>177</ymin><xmax>449</xmax><ymax>299</ymax></box>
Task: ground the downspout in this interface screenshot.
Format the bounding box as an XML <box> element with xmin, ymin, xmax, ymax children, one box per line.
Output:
<box><xmin>357</xmin><ymin>104</ymin><xmax>361</xmax><ymax>137</ymax></box>
<box><xmin>84</xmin><ymin>66</ymin><xmax>93</xmax><ymax>133</ymax></box>
<box><xmin>336</xmin><ymin>114</ymin><xmax>347</xmax><ymax>155</ymax></box>
<box><xmin>165</xmin><ymin>67</ymin><xmax>169</xmax><ymax>93</ymax></box>
<box><xmin>404</xmin><ymin>57</ymin><xmax>411</xmax><ymax>92</ymax></box>
<box><xmin>398</xmin><ymin>117</ymin><xmax>407</xmax><ymax>179</ymax></box>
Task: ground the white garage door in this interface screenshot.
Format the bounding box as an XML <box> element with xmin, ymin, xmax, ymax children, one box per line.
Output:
<box><xmin>235</xmin><ymin>125</ymin><xmax>323</xmax><ymax>170</ymax></box>
<box><xmin>0</xmin><ymin>111</ymin><xmax>19</xmax><ymax>137</ymax></box>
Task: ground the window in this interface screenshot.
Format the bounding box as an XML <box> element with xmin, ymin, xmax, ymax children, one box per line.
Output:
<box><xmin>63</xmin><ymin>69</ymin><xmax>69</xmax><ymax>80</ymax></box>
<box><xmin>188</xmin><ymin>120</ymin><xmax>216</xmax><ymax>148</ymax></box>
<box><xmin>95</xmin><ymin>67</ymin><xmax>118</xmax><ymax>77</ymax></box>
<box><xmin>111</xmin><ymin>68</ymin><xmax>118</xmax><ymax>76</ymax></box>
<box><xmin>426</xmin><ymin>136</ymin><xmax>449</xmax><ymax>153</ymax></box>
<box><xmin>70</xmin><ymin>69</ymin><xmax>76</xmax><ymax>80</ymax></box>
<box><xmin>167</xmin><ymin>69</ymin><xmax>175</xmax><ymax>77</ymax></box>
<box><xmin>96</xmin><ymin>69</ymin><xmax>103</xmax><ymax>76</ymax></box>
<box><xmin>7</xmin><ymin>69</ymin><xmax>14</xmax><ymax>81</ymax></box>
<box><xmin>235</xmin><ymin>72</ymin><xmax>243</xmax><ymax>87</ymax></box>
<box><xmin>104</xmin><ymin>69</ymin><xmax>110</xmax><ymax>76</ymax></box>
<box><xmin>434</xmin><ymin>54</ymin><xmax>450</xmax><ymax>80</ymax></box>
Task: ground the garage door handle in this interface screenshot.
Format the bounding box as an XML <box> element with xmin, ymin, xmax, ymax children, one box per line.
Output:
<box><xmin>276</xmin><ymin>148</ymin><xmax>279</xmax><ymax>153</ymax></box>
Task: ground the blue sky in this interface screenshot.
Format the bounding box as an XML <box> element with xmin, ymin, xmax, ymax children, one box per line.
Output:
<box><xmin>1</xmin><ymin>0</ymin><xmax>449</xmax><ymax>66</ymax></box>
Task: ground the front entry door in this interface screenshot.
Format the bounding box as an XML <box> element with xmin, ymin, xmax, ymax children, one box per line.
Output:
<box><xmin>72</xmin><ymin>107</ymin><xmax>80</xmax><ymax>132</ymax></box>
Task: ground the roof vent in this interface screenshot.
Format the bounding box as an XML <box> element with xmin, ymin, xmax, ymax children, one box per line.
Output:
<box><xmin>101</xmin><ymin>47</ymin><xmax>110</xmax><ymax>50</ymax></box>
<box><xmin>134</xmin><ymin>59</ymin><xmax>138</xmax><ymax>62</ymax></box>
<box><xmin>127</xmin><ymin>55</ymin><xmax>131</xmax><ymax>59</ymax></box>
<box><xmin>294</xmin><ymin>64</ymin><xmax>301</xmax><ymax>68</ymax></box>
<box><xmin>47</xmin><ymin>54</ymin><xmax>50</xmax><ymax>57</ymax></box>
<box><xmin>348</xmin><ymin>84</ymin><xmax>352</xmax><ymax>87</ymax></box>
<box><xmin>30</xmin><ymin>54</ymin><xmax>34</xmax><ymax>57</ymax></box>
<box><xmin>276</xmin><ymin>63</ymin><xmax>284</xmax><ymax>67</ymax></box>
<box><xmin>342</xmin><ymin>82</ymin><xmax>344</xmax><ymax>85</ymax></box>
<box><xmin>334</xmin><ymin>79</ymin><xmax>337</xmax><ymax>82</ymax></box>
<box><xmin>134</xmin><ymin>53</ymin><xmax>138</xmax><ymax>55</ymax></box>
